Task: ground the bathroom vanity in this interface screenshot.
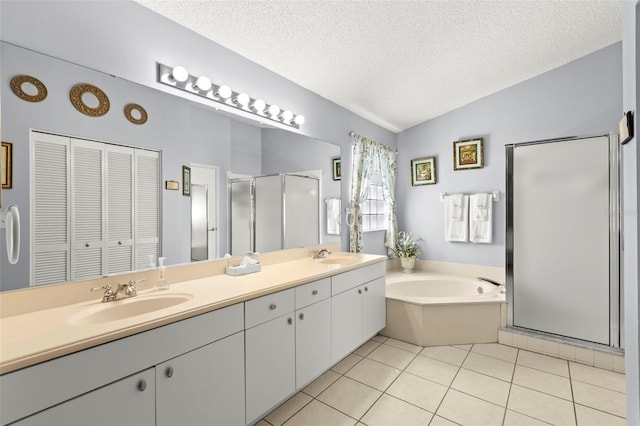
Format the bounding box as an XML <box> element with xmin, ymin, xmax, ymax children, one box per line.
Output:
<box><xmin>0</xmin><ymin>253</ymin><xmax>386</xmax><ymax>426</ymax></box>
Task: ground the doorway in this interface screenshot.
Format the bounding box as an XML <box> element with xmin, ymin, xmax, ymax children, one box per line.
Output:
<box><xmin>190</xmin><ymin>164</ymin><xmax>219</xmax><ymax>260</ymax></box>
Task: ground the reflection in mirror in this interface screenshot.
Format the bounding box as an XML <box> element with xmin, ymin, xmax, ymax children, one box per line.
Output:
<box><xmin>0</xmin><ymin>42</ymin><xmax>341</xmax><ymax>292</ymax></box>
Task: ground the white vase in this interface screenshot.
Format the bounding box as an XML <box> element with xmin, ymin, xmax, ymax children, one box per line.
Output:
<box><xmin>400</xmin><ymin>256</ymin><xmax>416</xmax><ymax>273</ymax></box>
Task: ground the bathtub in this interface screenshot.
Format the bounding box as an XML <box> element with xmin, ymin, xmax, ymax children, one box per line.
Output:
<box><xmin>381</xmin><ymin>272</ymin><xmax>506</xmax><ymax>347</ymax></box>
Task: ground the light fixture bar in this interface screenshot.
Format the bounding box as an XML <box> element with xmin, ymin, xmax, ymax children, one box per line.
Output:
<box><xmin>157</xmin><ymin>63</ymin><xmax>304</xmax><ymax>129</ymax></box>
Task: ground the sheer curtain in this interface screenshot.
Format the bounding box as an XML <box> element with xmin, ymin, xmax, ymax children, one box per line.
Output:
<box><xmin>349</xmin><ymin>133</ymin><xmax>398</xmax><ymax>254</ymax></box>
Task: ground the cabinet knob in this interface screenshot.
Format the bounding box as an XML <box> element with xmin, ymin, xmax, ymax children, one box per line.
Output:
<box><xmin>165</xmin><ymin>366</ymin><xmax>174</xmax><ymax>378</ymax></box>
<box><xmin>269</xmin><ymin>303</ymin><xmax>277</xmax><ymax>310</ymax></box>
<box><xmin>287</xmin><ymin>317</ymin><xmax>293</xmax><ymax>325</ymax></box>
<box><xmin>118</xmin><ymin>241</ymin><xmax>123</xmax><ymax>245</ymax></box>
<box><xmin>85</xmin><ymin>243</ymin><xmax>90</xmax><ymax>248</ymax></box>
<box><xmin>365</xmin><ymin>287</ymin><xmax>369</xmax><ymax>292</ymax></box>
<box><xmin>137</xmin><ymin>379</ymin><xmax>147</xmax><ymax>392</ymax></box>
<box><xmin>299</xmin><ymin>313</ymin><xmax>305</xmax><ymax>320</ymax></box>
<box><xmin>312</xmin><ymin>290</ymin><xmax>318</xmax><ymax>296</ymax></box>
<box><xmin>358</xmin><ymin>289</ymin><xmax>362</xmax><ymax>294</ymax></box>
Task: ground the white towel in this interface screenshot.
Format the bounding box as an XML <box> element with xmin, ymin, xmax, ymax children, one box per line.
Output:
<box><xmin>470</xmin><ymin>193</ymin><xmax>493</xmax><ymax>243</ymax></box>
<box><xmin>444</xmin><ymin>194</ymin><xmax>469</xmax><ymax>242</ymax></box>
<box><xmin>326</xmin><ymin>198</ymin><xmax>341</xmax><ymax>235</ymax></box>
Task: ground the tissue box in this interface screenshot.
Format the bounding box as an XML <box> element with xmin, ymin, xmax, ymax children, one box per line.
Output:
<box><xmin>226</xmin><ymin>263</ymin><xmax>262</xmax><ymax>276</ymax></box>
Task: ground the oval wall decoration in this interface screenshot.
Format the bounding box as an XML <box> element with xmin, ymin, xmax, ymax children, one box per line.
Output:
<box><xmin>69</xmin><ymin>83</ymin><xmax>110</xmax><ymax>117</ymax></box>
<box><xmin>10</xmin><ymin>75</ymin><xmax>48</xmax><ymax>103</ymax></box>
<box><xmin>124</xmin><ymin>103</ymin><xmax>148</xmax><ymax>125</ymax></box>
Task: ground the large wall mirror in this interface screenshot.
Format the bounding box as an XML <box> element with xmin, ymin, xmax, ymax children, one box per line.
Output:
<box><xmin>0</xmin><ymin>41</ymin><xmax>341</xmax><ymax>292</ymax></box>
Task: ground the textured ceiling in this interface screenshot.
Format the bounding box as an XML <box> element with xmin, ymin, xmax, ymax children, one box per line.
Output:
<box><xmin>135</xmin><ymin>0</ymin><xmax>622</xmax><ymax>133</ymax></box>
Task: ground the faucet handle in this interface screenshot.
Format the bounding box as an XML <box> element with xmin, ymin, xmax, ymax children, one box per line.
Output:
<box><xmin>90</xmin><ymin>284</ymin><xmax>112</xmax><ymax>292</ymax></box>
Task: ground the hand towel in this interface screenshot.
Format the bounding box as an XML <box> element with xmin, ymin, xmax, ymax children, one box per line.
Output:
<box><xmin>444</xmin><ymin>194</ymin><xmax>469</xmax><ymax>242</ymax></box>
<box><xmin>326</xmin><ymin>198</ymin><xmax>341</xmax><ymax>235</ymax></box>
<box><xmin>470</xmin><ymin>192</ymin><xmax>492</xmax><ymax>243</ymax></box>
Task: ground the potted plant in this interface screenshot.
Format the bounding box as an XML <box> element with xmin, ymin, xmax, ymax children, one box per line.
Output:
<box><xmin>393</xmin><ymin>231</ymin><xmax>422</xmax><ymax>273</ymax></box>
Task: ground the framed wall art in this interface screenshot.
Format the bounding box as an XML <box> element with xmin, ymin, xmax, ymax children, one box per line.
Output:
<box><xmin>332</xmin><ymin>158</ymin><xmax>341</xmax><ymax>181</ymax></box>
<box><xmin>411</xmin><ymin>156</ymin><xmax>436</xmax><ymax>186</ymax></box>
<box><xmin>453</xmin><ymin>137</ymin><xmax>484</xmax><ymax>170</ymax></box>
<box><xmin>182</xmin><ymin>166</ymin><xmax>191</xmax><ymax>196</ymax></box>
<box><xmin>2</xmin><ymin>142</ymin><xmax>13</xmax><ymax>189</ymax></box>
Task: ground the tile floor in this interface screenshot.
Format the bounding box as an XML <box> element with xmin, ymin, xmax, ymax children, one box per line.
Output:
<box><xmin>258</xmin><ymin>336</ymin><xmax>626</xmax><ymax>426</ymax></box>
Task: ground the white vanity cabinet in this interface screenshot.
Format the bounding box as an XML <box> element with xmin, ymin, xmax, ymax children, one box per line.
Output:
<box><xmin>295</xmin><ymin>278</ymin><xmax>332</xmax><ymax>389</ymax></box>
<box><xmin>245</xmin><ymin>289</ymin><xmax>296</xmax><ymax>424</ymax></box>
<box><xmin>331</xmin><ymin>263</ymin><xmax>386</xmax><ymax>362</ymax></box>
<box><xmin>11</xmin><ymin>368</ymin><xmax>156</xmax><ymax>426</ymax></box>
<box><xmin>156</xmin><ymin>331</ymin><xmax>245</xmax><ymax>426</ymax></box>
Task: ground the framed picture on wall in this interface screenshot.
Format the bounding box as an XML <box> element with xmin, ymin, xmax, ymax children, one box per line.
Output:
<box><xmin>2</xmin><ymin>142</ymin><xmax>12</xmax><ymax>189</ymax></box>
<box><xmin>411</xmin><ymin>156</ymin><xmax>436</xmax><ymax>186</ymax></box>
<box><xmin>182</xmin><ymin>165</ymin><xmax>191</xmax><ymax>196</ymax></box>
<box><xmin>453</xmin><ymin>137</ymin><xmax>484</xmax><ymax>170</ymax></box>
<box><xmin>332</xmin><ymin>158</ymin><xmax>341</xmax><ymax>181</ymax></box>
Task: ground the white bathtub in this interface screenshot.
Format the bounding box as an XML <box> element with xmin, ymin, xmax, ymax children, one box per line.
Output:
<box><xmin>381</xmin><ymin>272</ymin><xmax>506</xmax><ymax>346</ymax></box>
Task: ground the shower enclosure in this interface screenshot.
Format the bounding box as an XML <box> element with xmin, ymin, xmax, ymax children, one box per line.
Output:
<box><xmin>229</xmin><ymin>173</ymin><xmax>319</xmax><ymax>256</ymax></box>
<box><xmin>506</xmin><ymin>134</ymin><xmax>621</xmax><ymax>348</ymax></box>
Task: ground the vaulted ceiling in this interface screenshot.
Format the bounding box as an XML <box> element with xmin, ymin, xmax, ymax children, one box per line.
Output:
<box><xmin>135</xmin><ymin>0</ymin><xmax>622</xmax><ymax>133</ymax></box>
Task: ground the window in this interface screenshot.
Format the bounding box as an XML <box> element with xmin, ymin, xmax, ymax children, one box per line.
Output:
<box><xmin>361</xmin><ymin>159</ymin><xmax>387</xmax><ymax>232</ymax></box>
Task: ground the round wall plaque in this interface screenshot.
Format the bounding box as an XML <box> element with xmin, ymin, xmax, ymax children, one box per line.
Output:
<box><xmin>10</xmin><ymin>75</ymin><xmax>48</xmax><ymax>103</ymax></box>
<box><xmin>124</xmin><ymin>103</ymin><xmax>148</xmax><ymax>125</ymax></box>
<box><xmin>69</xmin><ymin>83</ymin><xmax>110</xmax><ymax>117</ymax></box>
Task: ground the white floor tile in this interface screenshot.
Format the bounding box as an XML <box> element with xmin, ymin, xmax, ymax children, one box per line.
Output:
<box><xmin>345</xmin><ymin>358</ymin><xmax>401</xmax><ymax>391</ymax></box>
<box><xmin>367</xmin><ymin>343</ymin><xmax>417</xmax><ymax>370</ymax></box>
<box><xmin>332</xmin><ymin>354</ymin><xmax>363</xmax><ymax>374</ymax></box>
<box><xmin>386</xmin><ymin>372</ymin><xmax>448</xmax><ymax>412</ymax></box>
<box><xmin>361</xmin><ymin>394</ymin><xmax>432</xmax><ymax>426</ymax></box>
<box><xmin>512</xmin><ymin>365</ymin><xmax>572</xmax><ymax>400</ymax></box>
<box><xmin>503</xmin><ymin>410</ymin><xmax>549</xmax><ymax>426</ymax></box>
<box><xmin>452</xmin><ymin>368</ymin><xmax>511</xmax><ymax>406</ymax></box>
<box><xmin>517</xmin><ymin>349</ymin><xmax>569</xmax><ymax>377</ymax></box>
<box><xmin>317</xmin><ymin>376</ymin><xmax>382</xmax><ymax>420</ymax></box>
<box><xmin>384</xmin><ymin>337</ymin><xmax>423</xmax><ymax>353</ymax></box>
<box><xmin>571</xmin><ymin>380</ymin><xmax>626</xmax><ymax>418</ymax></box>
<box><xmin>508</xmin><ymin>384</ymin><xmax>576</xmax><ymax>426</ymax></box>
<box><xmin>371</xmin><ymin>334</ymin><xmax>387</xmax><ymax>343</ymax></box>
<box><xmin>437</xmin><ymin>389</ymin><xmax>505</xmax><ymax>426</ymax></box>
<box><xmin>462</xmin><ymin>352</ymin><xmax>515</xmax><ymax>382</ymax></box>
<box><xmin>406</xmin><ymin>354</ymin><xmax>460</xmax><ymax>386</ymax></box>
<box><xmin>452</xmin><ymin>344</ymin><xmax>472</xmax><ymax>351</ymax></box>
<box><xmin>303</xmin><ymin>369</ymin><xmax>341</xmax><ymax>397</ymax></box>
<box><xmin>575</xmin><ymin>404</ymin><xmax>626</xmax><ymax>426</ymax></box>
<box><xmin>569</xmin><ymin>361</ymin><xmax>626</xmax><ymax>393</ymax></box>
<box><xmin>283</xmin><ymin>400</ymin><xmax>356</xmax><ymax>426</ymax></box>
<box><xmin>265</xmin><ymin>392</ymin><xmax>313</xmax><ymax>426</ymax></box>
<box><xmin>420</xmin><ymin>345</ymin><xmax>469</xmax><ymax>366</ymax></box>
<box><xmin>354</xmin><ymin>340</ymin><xmax>382</xmax><ymax>357</ymax></box>
<box><xmin>429</xmin><ymin>416</ymin><xmax>459</xmax><ymax>426</ymax></box>
<box><xmin>471</xmin><ymin>343</ymin><xmax>518</xmax><ymax>363</ymax></box>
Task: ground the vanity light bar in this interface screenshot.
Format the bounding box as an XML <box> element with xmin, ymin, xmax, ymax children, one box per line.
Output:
<box><xmin>157</xmin><ymin>63</ymin><xmax>305</xmax><ymax>129</ymax></box>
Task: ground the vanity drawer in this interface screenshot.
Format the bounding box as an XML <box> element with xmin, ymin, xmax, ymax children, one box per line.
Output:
<box><xmin>295</xmin><ymin>278</ymin><xmax>330</xmax><ymax>309</ymax></box>
<box><xmin>245</xmin><ymin>288</ymin><xmax>295</xmax><ymax>329</ymax></box>
<box><xmin>331</xmin><ymin>262</ymin><xmax>386</xmax><ymax>296</ymax></box>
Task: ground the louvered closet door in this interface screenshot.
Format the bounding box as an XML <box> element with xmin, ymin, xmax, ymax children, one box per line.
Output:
<box><xmin>106</xmin><ymin>145</ymin><xmax>135</xmax><ymax>274</ymax></box>
<box><xmin>135</xmin><ymin>150</ymin><xmax>160</xmax><ymax>269</ymax></box>
<box><xmin>31</xmin><ymin>132</ymin><xmax>71</xmax><ymax>286</ymax></box>
<box><xmin>70</xmin><ymin>139</ymin><xmax>106</xmax><ymax>280</ymax></box>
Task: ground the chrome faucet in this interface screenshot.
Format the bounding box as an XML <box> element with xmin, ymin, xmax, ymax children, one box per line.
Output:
<box><xmin>313</xmin><ymin>248</ymin><xmax>331</xmax><ymax>259</ymax></box>
<box><xmin>91</xmin><ymin>280</ymin><xmax>142</xmax><ymax>303</ymax></box>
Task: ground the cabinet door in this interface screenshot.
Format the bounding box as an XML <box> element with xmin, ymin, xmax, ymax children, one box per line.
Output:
<box><xmin>106</xmin><ymin>145</ymin><xmax>134</xmax><ymax>274</ymax></box>
<box><xmin>296</xmin><ymin>298</ymin><xmax>332</xmax><ymax>389</ymax></box>
<box><xmin>12</xmin><ymin>369</ymin><xmax>155</xmax><ymax>426</ymax></box>
<box><xmin>362</xmin><ymin>277</ymin><xmax>386</xmax><ymax>339</ymax></box>
<box><xmin>156</xmin><ymin>332</ymin><xmax>245</xmax><ymax>426</ymax></box>
<box><xmin>331</xmin><ymin>286</ymin><xmax>363</xmax><ymax>363</ymax></box>
<box><xmin>245</xmin><ymin>314</ymin><xmax>296</xmax><ymax>424</ymax></box>
<box><xmin>134</xmin><ymin>149</ymin><xmax>160</xmax><ymax>269</ymax></box>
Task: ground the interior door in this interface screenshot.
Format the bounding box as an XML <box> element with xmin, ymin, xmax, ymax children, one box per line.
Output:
<box><xmin>190</xmin><ymin>165</ymin><xmax>218</xmax><ymax>259</ymax></box>
<box><xmin>510</xmin><ymin>136</ymin><xmax>612</xmax><ymax>344</ymax></box>
<box><xmin>190</xmin><ymin>184</ymin><xmax>208</xmax><ymax>262</ymax></box>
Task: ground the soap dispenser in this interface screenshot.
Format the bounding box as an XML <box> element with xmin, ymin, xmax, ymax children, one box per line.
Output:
<box><xmin>156</xmin><ymin>257</ymin><xmax>169</xmax><ymax>291</ymax></box>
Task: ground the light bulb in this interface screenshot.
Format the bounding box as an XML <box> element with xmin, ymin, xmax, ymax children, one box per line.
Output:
<box><xmin>252</xmin><ymin>99</ymin><xmax>266</xmax><ymax>113</ymax></box>
<box><xmin>294</xmin><ymin>114</ymin><xmax>305</xmax><ymax>125</ymax></box>
<box><xmin>268</xmin><ymin>104</ymin><xmax>280</xmax><ymax>117</ymax></box>
<box><xmin>171</xmin><ymin>66</ymin><xmax>189</xmax><ymax>83</ymax></box>
<box><xmin>195</xmin><ymin>76</ymin><xmax>212</xmax><ymax>91</ymax></box>
<box><xmin>216</xmin><ymin>85</ymin><xmax>232</xmax><ymax>99</ymax></box>
<box><xmin>236</xmin><ymin>93</ymin><xmax>250</xmax><ymax>107</ymax></box>
<box><xmin>280</xmin><ymin>110</ymin><xmax>294</xmax><ymax>122</ymax></box>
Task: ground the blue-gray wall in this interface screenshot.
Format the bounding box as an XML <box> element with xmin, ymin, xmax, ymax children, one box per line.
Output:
<box><xmin>396</xmin><ymin>43</ymin><xmax>622</xmax><ymax>267</ymax></box>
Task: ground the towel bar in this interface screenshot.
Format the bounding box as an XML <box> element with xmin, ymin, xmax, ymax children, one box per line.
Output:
<box><xmin>440</xmin><ymin>191</ymin><xmax>499</xmax><ymax>202</ymax></box>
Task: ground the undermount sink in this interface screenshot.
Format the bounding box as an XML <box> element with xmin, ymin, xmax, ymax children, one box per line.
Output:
<box><xmin>318</xmin><ymin>255</ymin><xmax>358</xmax><ymax>265</ymax></box>
<box><xmin>68</xmin><ymin>293</ymin><xmax>193</xmax><ymax>326</ymax></box>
